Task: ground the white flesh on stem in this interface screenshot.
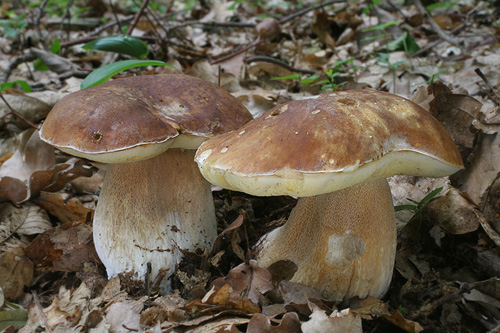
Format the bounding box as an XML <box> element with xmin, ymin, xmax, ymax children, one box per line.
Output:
<box><xmin>93</xmin><ymin>148</ymin><xmax>217</xmax><ymax>280</ymax></box>
<box><xmin>256</xmin><ymin>178</ymin><xmax>396</xmax><ymax>300</ymax></box>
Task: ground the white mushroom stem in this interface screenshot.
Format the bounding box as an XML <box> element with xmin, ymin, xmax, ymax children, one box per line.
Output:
<box><xmin>256</xmin><ymin>178</ymin><xmax>396</xmax><ymax>300</ymax></box>
<box><xmin>93</xmin><ymin>148</ymin><xmax>217</xmax><ymax>280</ymax></box>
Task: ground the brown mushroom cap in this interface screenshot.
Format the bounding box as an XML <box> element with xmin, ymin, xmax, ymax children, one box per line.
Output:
<box><xmin>40</xmin><ymin>74</ymin><xmax>252</xmax><ymax>163</ymax></box>
<box><xmin>195</xmin><ymin>90</ymin><xmax>464</xmax><ymax>197</ymax></box>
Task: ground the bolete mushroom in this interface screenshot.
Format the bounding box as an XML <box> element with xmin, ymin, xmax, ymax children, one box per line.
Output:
<box><xmin>194</xmin><ymin>90</ymin><xmax>463</xmax><ymax>299</ymax></box>
<box><xmin>40</xmin><ymin>74</ymin><xmax>253</xmax><ymax>281</ymax></box>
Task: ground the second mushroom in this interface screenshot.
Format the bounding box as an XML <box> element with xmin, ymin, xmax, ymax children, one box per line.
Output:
<box><xmin>40</xmin><ymin>74</ymin><xmax>253</xmax><ymax>281</ymax></box>
<box><xmin>195</xmin><ymin>90</ymin><xmax>463</xmax><ymax>300</ymax></box>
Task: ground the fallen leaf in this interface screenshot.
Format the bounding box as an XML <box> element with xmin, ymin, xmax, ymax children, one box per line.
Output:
<box><xmin>349</xmin><ymin>296</ymin><xmax>390</xmax><ymax>319</ymax></box>
<box><xmin>33</xmin><ymin>192</ymin><xmax>93</xmax><ymax>224</ymax></box>
<box><xmin>105</xmin><ymin>297</ymin><xmax>146</xmax><ymax>333</ymax></box>
<box><xmin>0</xmin><ymin>94</ymin><xmax>51</xmax><ymax>130</ymax></box>
<box><xmin>459</xmin><ymin>132</ymin><xmax>500</xmax><ymax>206</ymax></box>
<box><xmin>301</xmin><ymin>302</ymin><xmax>362</xmax><ymax>333</ymax></box>
<box><xmin>422</xmin><ymin>188</ymin><xmax>480</xmax><ymax>234</ymax></box>
<box><xmin>384</xmin><ymin>310</ymin><xmax>423</xmax><ymax>333</ymax></box>
<box><xmin>428</xmin><ymin>82</ymin><xmax>481</xmax><ymax>159</ymax></box>
<box><xmin>203</xmin><ymin>260</ymin><xmax>274</xmax><ymax>313</ymax></box>
<box><xmin>247</xmin><ymin>312</ymin><xmax>301</xmax><ymax>332</ymax></box>
<box><xmin>0</xmin><ymin>202</ymin><xmax>52</xmax><ymax>252</ymax></box>
<box><xmin>24</xmin><ymin>221</ymin><xmax>99</xmax><ymax>272</ymax></box>
<box><xmin>0</xmin><ymin>248</ymin><xmax>33</xmax><ymax>301</ymax></box>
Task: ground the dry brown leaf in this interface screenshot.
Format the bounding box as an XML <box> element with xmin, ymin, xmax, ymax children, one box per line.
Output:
<box><xmin>422</xmin><ymin>188</ymin><xmax>480</xmax><ymax>235</ymax></box>
<box><xmin>0</xmin><ymin>131</ymin><xmax>90</xmax><ymax>204</ymax></box>
<box><xmin>247</xmin><ymin>312</ymin><xmax>301</xmax><ymax>333</ymax></box>
<box><xmin>100</xmin><ymin>276</ymin><xmax>127</xmax><ymax>303</ymax></box>
<box><xmin>349</xmin><ymin>296</ymin><xmax>390</xmax><ymax>319</ymax></box>
<box><xmin>234</xmin><ymin>90</ymin><xmax>285</xmax><ymax>118</ymax></box>
<box><xmin>33</xmin><ymin>192</ymin><xmax>94</xmax><ymax>224</ymax></box>
<box><xmin>0</xmin><ymin>94</ymin><xmax>51</xmax><ymax>130</ymax></box>
<box><xmin>0</xmin><ymin>202</ymin><xmax>51</xmax><ymax>236</ymax></box>
<box><xmin>384</xmin><ymin>310</ymin><xmax>423</xmax><ymax>333</ymax></box>
<box><xmin>428</xmin><ymin>82</ymin><xmax>481</xmax><ymax>158</ymax></box>
<box><xmin>153</xmin><ymin>293</ymin><xmax>188</xmax><ymax>322</ymax></box>
<box><xmin>105</xmin><ymin>297</ymin><xmax>146</xmax><ymax>333</ymax></box>
<box><xmin>24</xmin><ymin>221</ymin><xmax>99</xmax><ymax>272</ymax></box>
<box><xmin>0</xmin><ymin>248</ymin><xmax>33</xmax><ymax>301</ymax></box>
<box><xmin>459</xmin><ymin>132</ymin><xmax>500</xmax><ymax>206</ymax></box>
<box><xmin>301</xmin><ymin>302</ymin><xmax>362</xmax><ymax>333</ymax></box>
<box><xmin>278</xmin><ymin>280</ymin><xmax>322</xmax><ymax>304</ymax></box>
<box><xmin>0</xmin><ymin>129</ymin><xmax>54</xmax><ymax>203</ymax></box>
<box><xmin>203</xmin><ymin>260</ymin><xmax>274</xmax><ymax>313</ymax></box>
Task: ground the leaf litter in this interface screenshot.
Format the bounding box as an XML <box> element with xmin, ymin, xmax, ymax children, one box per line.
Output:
<box><xmin>0</xmin><ymin>0</ymin><xmax>499</xmax><ymax>332</ymax></box>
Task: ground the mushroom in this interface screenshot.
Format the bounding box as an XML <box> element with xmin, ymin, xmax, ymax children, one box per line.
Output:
<box><xmin>40</xmin><ymin>74</ymin><xmax>253</xmax><ymax>281</ymax></box>
<box><xmin>194</xmin><ymin>90</ymin><xmax>463</xmax><ymax>299</ymax></box>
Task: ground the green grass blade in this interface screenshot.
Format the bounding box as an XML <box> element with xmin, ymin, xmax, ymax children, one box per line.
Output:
<box><xmin>80</xmin><ymin>60</ymin><xmax>172</xmax><ymax>89</ymax></box>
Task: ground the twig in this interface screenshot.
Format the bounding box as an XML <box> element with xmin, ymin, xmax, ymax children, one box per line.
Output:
<box><xmin>0</xmin><ymin>91</ymin><xmax>39</xmax><ymax>130</ymax></box>
<box><xmin>475</xmin><ymin>68</ymin><xmax>500</xmax><ymax>106</ymax></box>
<box><xmin>34</xmin><ymin>0</ymin><xmax>50</xmax><ymax>49</ymax></box>
<box><xmin>108</xmin><ymin>0</ymin><xmax>124</xmax><ymax>33</ymax></box>
<box><xmin>408</xmin><ymin>281</ymin><xmax>476</xmax><ymax>320</ymax></box>
<box><xmin>61</xmin><ymin>0</ymin><xmax>75</xmax><ymax>40</ymax></box>
<box><xmin>411</xmin><ymin>24</ymin><xmax>466</xmax><ymax>57</ymax></box>
<box><xmin>245</xmin><ymin>55</ymin><xmax>316</xmax><ymax>75</ymax></box>
<box><xmin>1</xmin><ymin>53</ymin><xmax>37</xmax><ymax>84</ymax></box>
<box><xmin>413</xmin><ymin>0</ymin><xmax>466</xmax><ymax>53</ymax></box>
<box><xmin>128</xmin><ymin>0</ymin><xmax>150</xmax><ymax>36</ymax></box>
<box><xmin>210</xmin><ymin>38</ymin><xmax>263</xmax><ymax>65</ymax></box>
<box><xmin>32</xmin><ymin>290</ymin><xmax>53</xmax><ymax>333</ymax></box>
<box><xmin>279</xmin><ymin>0</ymin><xmax>346</xmax><ymax>24</ymax></box>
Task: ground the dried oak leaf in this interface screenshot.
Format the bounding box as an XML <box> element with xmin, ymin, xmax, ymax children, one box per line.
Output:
<box><xmin>422</xmin><ymin>187</ymin><xmax>480</xmax><ymax>235</ymax></box>
<box><xmin>33</xmin><ymin>192</ymin><xmax>93</xmax><ymax>224</ymax></box>
<box><xmin>247</xmin><ymin>312</ymin><xmax>301</xmax><ymax>333</ymax></box>
<box><xmin>384</xmin><ymin>310</ymin><xmax>423</xmax><ymax>333</ymax></box>
<box><xmin>24</xmin><ymin>221</ymin><xmax>99</xmax><ymax>272</ymax></box>
<box><xmin>301</xmin><ymin>302</ymin><xmax>362</xmax><ymax>333</ymax></box>
<box><xmin>202</xmin><ymin>260</ymin><xmax>274</xmax><ymax>313</ymax></box>
<box><xmin>0</xmin><ymin>248</ymin><xmax>33</xmax><ymax>301</ymax></box>
<box><xmin>428</xmin><ymin>81</ymin><xmax>481</xmax><ymax>159</ymax></box>
<box><xmin>458</xmin><ymin>131</ymin><xmax>500</xmax><ymax>206</ymax></box>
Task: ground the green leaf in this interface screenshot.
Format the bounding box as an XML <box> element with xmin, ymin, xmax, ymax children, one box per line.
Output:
<box><xmin>83</xmin><ymin>35</ymin><xmax>149</xmax><ymax>59</ymax></box>
<box><xmin>33</xmin><ymin>58</ymin><xmax>49</xmax><ymax>71</ymax></box>
<box><xmin>313</xmin><ymin>79</ymin><xmax>330</xmax><ymax>86</ymax></box>
<box><xmin>362</xmin><ymin>21</ymin><xmax>400</xmax><ymax>32</ymax></box>
<box><xmin>394</xmin><ymin>204</ymin><xmax>417</xmax><ymax>212</ymax></box>
<box><xmin>271</xmin><ymin>74</ymin><xmax>301</xmax><ymax>81</ymax></box>
<box><xmin>386</xmin><ymin>32</ymin><xmax>420</xmax><ymax>54</ymax></box>
<box><xmin>50</xmin><ymin>38</ymin><xmax>61</xmax><ymax>54</ymax></box>
<box><xmin>300</xmin><ymin>75</ymin><xmax>320</xmax><ymax>85</ymax></box>
<box><xmin>0</xmin><ymin>301</ymin><xmax>28</xmax><ymax>330</ymax></box>
<box><xmin>0</xmin><ymin>80</ymin><xmax>32</xmax><ymax>93</ymax></box>
<box><xmin>420</xmin><ymin>187</ymin><xmax>443</xmax><ymax>204</ymax></box>
<box><xmin>80</xmin><ymin>60</ymin><xmax>172</xmax><ymax>89</ymax></box>
<box><xmin>331</xmin><ymin>57</ymin><xmax>353</xmax><ymax>70</ymax></box>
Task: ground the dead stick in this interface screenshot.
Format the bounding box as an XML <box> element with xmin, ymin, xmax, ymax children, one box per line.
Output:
<box><xmin>210</xmin><ymin>38</ymin><xmax>263</xmax><ymax>65</ymax></box>
<box><xmin>475</xmin><ymin>68</ymin><xmax>500</xmax><ymax>106</ymax></box>
<box><xmin>413</xmin><ymin>0</ymin><xmax>465</xmax><ymax>53</ymax></box>
<box><xmin>279</xmin><ymin>0</ymin><xmax>346</xmax><ymax>24</ymax></box>
<box><xmin>408</xmin><ymin>282</ymin><xmax>476</xmax><ymax>320</ymax></box>
<box><xmin>32</xmin><ymin>290</ymin><xmax>53</xmax><ymax>333</ymax></box>
<box><xmin>0</xmin><ymin>92</ymin><xmax>39</xmax><ymax>130</ymax></box>
<box><xmin>128</xmin><ymin>0</ymin><xmax>150</xmax><ymax>36</ymax></box>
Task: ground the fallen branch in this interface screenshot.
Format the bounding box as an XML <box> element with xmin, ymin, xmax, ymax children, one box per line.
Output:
<box><xmin>413</xmin><ymin>0</ymin><xmax>466</xmax><ymax>53</ymax></box>
<box><xmin>0</xmin><ymin>92</ymin><xmax>39</xmax><ymax>130</ymax></box>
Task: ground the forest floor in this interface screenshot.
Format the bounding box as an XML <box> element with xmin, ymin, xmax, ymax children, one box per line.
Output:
<box><xmin>0</xmin><ymin>0</ymin><xmax>500</xmax><ymax>332</ymax></box>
